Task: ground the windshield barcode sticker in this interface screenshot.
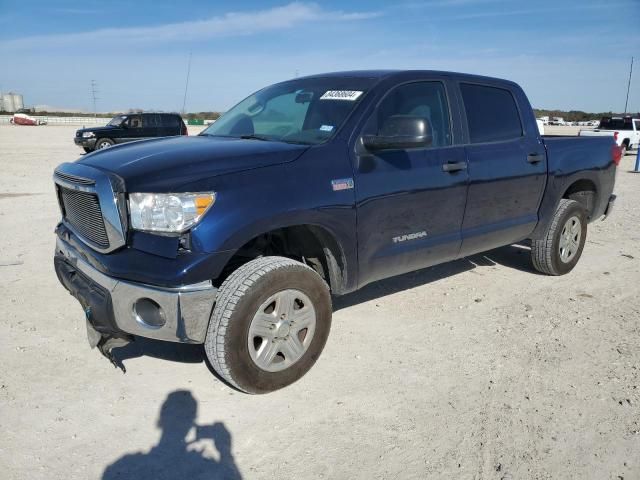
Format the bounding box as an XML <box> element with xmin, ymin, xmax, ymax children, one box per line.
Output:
<box><xmin>320</xmin><ymin>90</ymin><xmax>363</xmax><ymax>101</ymax></box>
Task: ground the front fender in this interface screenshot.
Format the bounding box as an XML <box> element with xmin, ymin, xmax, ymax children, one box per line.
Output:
<box><xmin>186</xmin><ymin>145</ymin><xmax>359</xmax><ymax>291</ymax></box>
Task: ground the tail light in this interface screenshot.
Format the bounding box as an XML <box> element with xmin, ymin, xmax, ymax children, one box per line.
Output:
<box><xmin>612</xmin><ymin>144</ymin><xmax>622</xmax><ymax>166</ymax></box>
<box><xmin>613</xmin><ymin>131</ymin><xmax>619</xmax><ymax>142</ymax></box>
<box><xmin>182</xmin><ymin>124</ymin><xmax>188</xmax><ymax>136</ymax></box>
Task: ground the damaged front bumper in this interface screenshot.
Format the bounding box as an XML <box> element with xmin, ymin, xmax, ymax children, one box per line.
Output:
<box><xmin>54</xmin><ymin>236</ymin><xmax>218</xmax><ymax>350</ymax></box>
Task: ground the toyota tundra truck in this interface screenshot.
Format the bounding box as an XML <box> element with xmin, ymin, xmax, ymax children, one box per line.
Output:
<box><xmin>53</xmin><ymin>70</ymin><xmax>619</xmax><ymax>393</ymax></box>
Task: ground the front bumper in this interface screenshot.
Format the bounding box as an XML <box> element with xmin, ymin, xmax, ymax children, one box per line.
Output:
<box><xmin>54</xmin><ymin>236</ymin><xmax>217</xmax><ymax>343</ymax></box>
<box><xmin>74</xmin><ymin>137</ymin><xmax>97</xmax><ymax>149</ymax></box>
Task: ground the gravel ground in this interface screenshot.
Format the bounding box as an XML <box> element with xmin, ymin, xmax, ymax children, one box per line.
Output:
<box><xmin>0</xmin><ymin>125</ymin><xmax>638</xmax><ymax>480</ymax></box>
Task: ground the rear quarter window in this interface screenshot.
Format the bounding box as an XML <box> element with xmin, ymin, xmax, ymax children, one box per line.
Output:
<box><xmin>162</xmin><ymin>115</ymin><xmax>180</xmax><ymax>127</ymax></box>
<box><xmin>599</xmin><ymin>118</ymin><xmax>634</xmax><ymax>130</ymax></box>
<box><xmin>460</xmin><ymin>83</ymin><xmax>523</xmax><ymax>143</ymax></box>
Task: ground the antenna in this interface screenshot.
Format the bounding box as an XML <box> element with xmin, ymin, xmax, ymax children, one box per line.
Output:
<box><xmin>181</xmin><ymin>51</ymin><xmax>192</xmax><ymax>114</ymax></box>
<box><xmin>624</xmin><ymin>56</ymin><xmax>633</xmax><ymax>114</ymax></box>
<box><xmin>91</xmin><ymin>80</ymin><xmax>99</xmax><ymax>117</ymax></box>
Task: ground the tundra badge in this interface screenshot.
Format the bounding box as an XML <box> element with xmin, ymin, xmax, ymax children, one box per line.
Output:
<box><xmin>393</xmin><ymin>231</ymin><xmax>427</xmax><ymax>243</ymax></box>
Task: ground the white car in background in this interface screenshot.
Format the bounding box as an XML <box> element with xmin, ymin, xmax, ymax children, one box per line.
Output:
<box><xmin>579</xmin><ymin>116</ymin><xmax>640</xmax><ymax>155</ymax></box>
<box><xmin>548</xmin><ymin>117</ymin><xmax>566</xmax><ymax>126</ymax></box>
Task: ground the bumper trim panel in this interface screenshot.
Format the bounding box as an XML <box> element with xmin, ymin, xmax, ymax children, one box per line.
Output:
<box><xmin>56</xmin><ymin>236</ymin><xmax>217</xmax><ymax>343</ymax></box>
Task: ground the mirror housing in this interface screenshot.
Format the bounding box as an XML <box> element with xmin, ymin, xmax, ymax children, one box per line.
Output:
<box><xmin>363</xmin><ymin>115</ymin><xmax>432</xmax><ymax>151</ymax></box>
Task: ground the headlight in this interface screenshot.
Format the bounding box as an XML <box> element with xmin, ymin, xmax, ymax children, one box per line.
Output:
<box><xmin>82</xmin><ymin>131</ymin><xmax>95</xmax><ymax>138</ymax></box>
<box><xmin>129</xmin><ymin>192</ymin><xmax>216</xmax><ymax>233</ymax></box>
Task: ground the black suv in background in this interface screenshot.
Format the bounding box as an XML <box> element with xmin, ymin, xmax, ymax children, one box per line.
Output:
<box><xmin>74</xmin><ymin>113</ymin><xmax>188</xmax><ymax>152</ymax></box>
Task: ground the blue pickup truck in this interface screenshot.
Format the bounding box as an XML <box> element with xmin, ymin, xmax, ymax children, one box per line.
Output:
<box><xmin>53</xmin><ymin>70</ymin><xmax>619</xmax><ymax>393</ymax></box>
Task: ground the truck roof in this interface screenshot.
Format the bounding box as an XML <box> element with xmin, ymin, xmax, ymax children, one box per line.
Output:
<box><xmin>297</xmin><ymin>69</ymin><xmax>519</xmax><ymax>87</ymax></box>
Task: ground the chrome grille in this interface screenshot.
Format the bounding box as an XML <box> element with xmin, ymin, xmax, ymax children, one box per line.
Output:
<box><xmin>59</xmin><ymin>187</ymin><xmax>109</xmax><ymax>248</ymax></box>
<box><xmin>54</xmin><ymin>170</ymin><xmax>95</xmax><ymax>186</ymax></box>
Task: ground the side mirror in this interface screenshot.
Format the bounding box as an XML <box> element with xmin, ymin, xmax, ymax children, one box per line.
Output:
<box><xmin>362</xmin><ymin>115</ymin><xmax>432</xmax><ymax>151</ymax></box>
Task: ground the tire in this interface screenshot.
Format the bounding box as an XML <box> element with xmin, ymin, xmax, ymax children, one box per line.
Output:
<box><xmin>531</xmin><ymin>199</ymin><xmax>587</xmax><ymax>275</ymax></box>
<box><xmin>95</xmin><ymin>138</ymin><xmax>114</xmax><ymax>149</ymax></box>
<box><xmin>83</xmin><ymin>147</ymin><xmax>92</xmax><ymax>153</ymax></box>
<box><xmin>205</xmin><ymin>256</ymin><xmax>332</xmax><ymax>394</ymax></box>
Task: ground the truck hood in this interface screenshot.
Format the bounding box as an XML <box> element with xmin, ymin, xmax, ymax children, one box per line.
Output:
<box><xmin>77</xmin><ymin>135</ymin><xmax>309</xmax><ymax>191</ymax></box>
<box><xmin>77</xmin><ymin>125</ymin><xmax>119</xmax><ymax>135</ymax></box>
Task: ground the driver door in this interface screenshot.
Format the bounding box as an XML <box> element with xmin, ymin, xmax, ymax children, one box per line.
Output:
<box><xmin>353</xmin><ymin>80</ymin><xmax>469</xmax><ymax>286</ymax></box>
<box><xmin>121</xmin><ymin>114</ymin><xmax>149</xmax><ymax>143</ymax></box>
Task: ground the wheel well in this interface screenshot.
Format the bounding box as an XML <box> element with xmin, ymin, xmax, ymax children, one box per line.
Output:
<box><xmin>216</xmin><ymin>225</ymin><xmax>347</xmax><ymax>294</ymax></box>
<box><xmin>563</xmin><ymin>179</ymin><xmax>597</xmax><ymax>218</ymax></box>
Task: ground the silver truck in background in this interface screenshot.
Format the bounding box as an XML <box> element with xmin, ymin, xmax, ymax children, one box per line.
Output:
<box><xmin>579</xmin><ymin>116</ymin><xmax>640</xmax><ymax>155</ymax></box>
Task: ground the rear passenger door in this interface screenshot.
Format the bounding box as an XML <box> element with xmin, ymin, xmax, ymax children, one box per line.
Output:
<box><xmin>457</xmin><ymin>82</ymin><xmax>546</xmax><ymax>257</ymax></box>
<box><xmin>144</xmin><ymin>114</ymin><xmax>160</xmax><ymax>138</ymax></box>
<box><xmin>354</xmin><ymin>80</ymin><xmax>469</xmax><ymax>286</ymax></box>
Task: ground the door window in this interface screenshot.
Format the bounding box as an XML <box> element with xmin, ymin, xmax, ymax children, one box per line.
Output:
<box><xmin>365</xmin><ymin>81</ymin><xmax>452</xmax><ymax>148</ymax></box>
<box><xmin>126</xmin><ymin>115</ymin><xmax>143</xmax><ymax>128</ymax></box>
<box><xmin>460</xmin><ymin>83</ymin><xmax>522</xmax><ymax>143</ymax></box>
<box><xmin>163</xmin><ymin>115</ymin><xmax>180</xmax><ymax>128</ymax></box>
<box><xmin>143</xmin><ymin>114</ymin><xmax>159</xmax><ymax>128</ymax></box>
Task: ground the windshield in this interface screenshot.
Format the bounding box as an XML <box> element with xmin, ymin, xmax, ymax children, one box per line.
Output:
<box><xmin>107</xmin><ymin>115</ymin><xmax>127</xmax><ymax>127</ymax></box>
<box><xmin>200</xmin><ymin>77</ymin><xmax>374</xmax><ymax>145</ymax></box>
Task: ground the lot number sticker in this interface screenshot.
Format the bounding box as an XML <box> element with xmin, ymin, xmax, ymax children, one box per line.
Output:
<box><xmin>320</xmin><ymin>90</ymin><xmax>363</xmax><ymax>101</ymax></box>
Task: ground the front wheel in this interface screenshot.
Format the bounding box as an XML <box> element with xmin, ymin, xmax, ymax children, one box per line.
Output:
<box><xmin>204</xmin><ymin>256</ymin><xmax>332</xmax><ymax>394</ymax></box>
<box><xmin>95</xmin><ymin>138</ymin><xmax>114</xmax><ymax>149</ymax></box>
<box><xmin>531</xmin><ymin>199</ymin><xmax>587</xmax><ymax>275</ymax></box>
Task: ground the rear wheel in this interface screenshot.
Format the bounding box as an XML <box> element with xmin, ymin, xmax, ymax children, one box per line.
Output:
<box><xmin>531</xmin><ymin>199</ymin><xmax>587</xmax><ymax>275</ymax></box>
<box><xmin>204</xmin><ymin>256</ymin><xmax>332</xmax><ymax>394</ymax></box>
<box><xmin>96</xmin><ymin>138</ymin><xmax>114</xmax><ymax>149</ymax></box>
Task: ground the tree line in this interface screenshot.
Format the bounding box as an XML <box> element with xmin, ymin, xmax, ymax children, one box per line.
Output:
<box><xmin>534</xmin><ymin>109</ymin><xmax>639</xmax><ymax>122</ymax></box>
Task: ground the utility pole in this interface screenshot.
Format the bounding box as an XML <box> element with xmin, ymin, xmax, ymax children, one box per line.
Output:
<box><xmin>624</xmin><ymin>56</ymin><xmax>633</xmax><ymax>114</ymax></box>
<box><xmin>181</xmin><ymin>51</ymin><xmax>192</xmax><ymax>115</ymax></box>
<box><xmin>91</xmin><ymin>80</ymin><xmax>99</xmax><ymax>117</ymax></box>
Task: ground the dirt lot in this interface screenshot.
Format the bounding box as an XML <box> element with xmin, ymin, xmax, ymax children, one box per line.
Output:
<box><xmin>0</xmin><ymin>125</ymin><xmax>638</xmax><ymax>479</ymax></box>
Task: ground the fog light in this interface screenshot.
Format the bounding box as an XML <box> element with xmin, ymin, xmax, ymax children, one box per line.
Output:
<box><xmin>134</xmin><ymin>298</ymin><xmax>166</xmax><ymax>329</ymax></box>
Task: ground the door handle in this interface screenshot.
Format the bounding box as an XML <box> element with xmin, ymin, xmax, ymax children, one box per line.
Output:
<box><xmin>442</xmin><ymin>161</ymin><xmax>468</xmax><ymax>173</ymax></box>
<box><xmin>527</xmin><ymin>153</ymin><xmax>543</xmax><ymax>164</ymax></box>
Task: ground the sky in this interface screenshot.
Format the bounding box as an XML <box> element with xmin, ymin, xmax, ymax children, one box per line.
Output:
<box><xmin>0</xmin><ymin>0</ymin><xmax>638</xmax><ymax>113</ymax></box>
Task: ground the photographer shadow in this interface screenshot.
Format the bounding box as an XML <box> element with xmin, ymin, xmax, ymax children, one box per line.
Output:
<box><xmin>102</xmin><ymin>390</ymin><xmax>242</xmax><ymax>480</ymax></box>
